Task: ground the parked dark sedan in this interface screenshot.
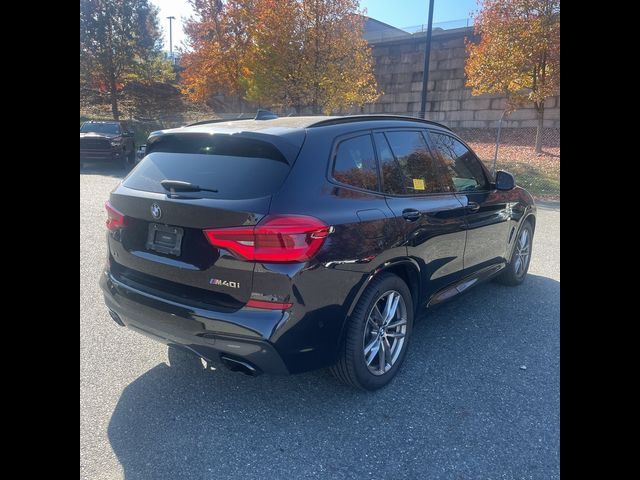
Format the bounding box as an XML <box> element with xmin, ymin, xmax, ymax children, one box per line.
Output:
<box><xmin>100</xmin><ymin>113</ymin><xmax>536</xmax><ymax>390</ymax></box>
<box><xmin>80</xmin><ymin>121</ymin><xmax>135</xmax><ymax>169</ymax></box>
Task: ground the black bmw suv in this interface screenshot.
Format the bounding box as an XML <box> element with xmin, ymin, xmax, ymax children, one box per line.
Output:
<box><xmin>100</xmin><ymin>114</ymin><xmax>536</xmax><ymax>390</ymax></box>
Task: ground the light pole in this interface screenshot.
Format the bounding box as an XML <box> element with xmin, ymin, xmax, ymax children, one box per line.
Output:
<box><xmin>166</xmin><ymin>16</ymin><xmax>175</xmax><ymax>62</ymax></box>
<box><xmin>418</xmin><ymin>0</ymin><xmax>435</xmax><ymax>119</ymax></box>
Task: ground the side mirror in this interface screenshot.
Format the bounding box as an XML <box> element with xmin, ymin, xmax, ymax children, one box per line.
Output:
<box><xmin>122</xmin><ymin>131</ymin><xmax>133</xmax><ymax>137</ymax></box>
<box><xmin>495</xmin><ymin>170</ymin><xmax>515</xmax><ymax>190</ymax></box>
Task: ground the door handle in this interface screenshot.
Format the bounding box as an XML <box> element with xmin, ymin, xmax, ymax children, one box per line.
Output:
<box><xmin>402</xmin><ymin>208</ymin><xmax>422</xmax><ymax>221</ymax></box>
<box><xmin>466</xmin><ymin>202</ymin><xmax>480</xmax><ymax>212</ymax></box>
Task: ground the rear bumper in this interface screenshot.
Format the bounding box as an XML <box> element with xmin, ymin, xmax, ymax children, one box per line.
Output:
<box><xmin>99</xmin><ymin>270</ymin><xmax>290</xmax><ymax>375</ymax></box>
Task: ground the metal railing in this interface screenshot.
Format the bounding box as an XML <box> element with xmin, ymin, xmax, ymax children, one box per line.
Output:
<box><xmin>365</xmin><ymin>17</ymin><xmax>474</xmax><ymax>43</ymax></box>
<box><xmin>404</xmin><ymin>18</ymin><xmax>474</xmax><ymax>33</ymax></box>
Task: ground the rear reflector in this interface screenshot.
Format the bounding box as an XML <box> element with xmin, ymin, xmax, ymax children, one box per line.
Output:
<box><xmin>246</xmin><ymin>299</ymin><xmax>293</xmax><ymax>310</ymax></box>
<box><xmin>105</xmin><ymin>201</ymin><xmax>125</xmax><ymax>231</ymax></box>
<box><xmin>203</xmin><ymin>215</ymin><xmax>332</xmax><ymax>263</ymax></box>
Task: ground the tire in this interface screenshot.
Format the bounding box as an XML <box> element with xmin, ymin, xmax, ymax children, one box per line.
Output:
<box><xmin>330</xmin><ymin>272</ymin><xmax>414</xmax><ymax>391</ymax></box>
<box><xmin>496</xmin><ymin>220</ymin><xmax>533</xmax><ymax>286</ymax></box>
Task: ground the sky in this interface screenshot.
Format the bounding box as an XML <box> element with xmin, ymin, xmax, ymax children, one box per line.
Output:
<box><xmin>151</xmin><ymin>0</ymin><xmax>479</xmax><ymax>52</ymax></box>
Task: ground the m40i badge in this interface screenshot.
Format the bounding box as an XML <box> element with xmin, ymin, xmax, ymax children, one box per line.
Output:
<box><xmin>210</xmin><ymin>278</ymin><xmax>240</xmax><ymax>289</ymax></box>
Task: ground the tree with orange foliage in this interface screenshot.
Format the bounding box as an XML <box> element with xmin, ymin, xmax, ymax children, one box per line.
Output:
<box><xmin>180</xmin><ymin>0</ymin><xmax>255</xmax><ymax>103</ymax></box>
<box><xmin>180</xmin><ymin>0</ymin><xmax>380</xmax><ymax>114</ymax></box>
<box><xmin>465</xmin><ymin>0</ymin><xmax>560</xmax><ymax>152</ymax></box>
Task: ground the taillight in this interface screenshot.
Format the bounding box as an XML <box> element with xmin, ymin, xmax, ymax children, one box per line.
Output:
<box><xmin>203</xmin><ymin>215</ymin><xmax>332</xmax><ymax>263</ymax></box>
<box><xmin>105</xmin><ymin>201</ymin><xmax>125</xmax><ymax>231</ymax></box>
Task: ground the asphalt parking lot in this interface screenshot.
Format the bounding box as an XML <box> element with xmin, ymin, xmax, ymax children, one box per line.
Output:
<box><xmin>80</xmin><ymin>164</ymin><xmax>560</xmax><ymax>480</ymax></box>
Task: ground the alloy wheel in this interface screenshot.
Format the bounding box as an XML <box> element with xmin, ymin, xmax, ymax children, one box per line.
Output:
<box><xmin>514</xmin><ymin>227</ymin><xmax>531</xmax><ymax>278</ymax></box>
<box><xmin>362</xmin><ymin>290</ymin><xmax>408</xmax><ymax>375</ymax></box>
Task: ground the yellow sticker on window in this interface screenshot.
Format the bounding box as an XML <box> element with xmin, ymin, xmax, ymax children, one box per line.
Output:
<box><xmin>413</xmin><ymin>178</ymin><xmax>425</xmax><ymax>190</ymax></box>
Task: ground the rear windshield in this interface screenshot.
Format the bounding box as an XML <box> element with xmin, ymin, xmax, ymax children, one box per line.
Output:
<box><xmin>123</xmin><ymin>133</ymin><xmax>292</xmax><ymax>200</ymax></box>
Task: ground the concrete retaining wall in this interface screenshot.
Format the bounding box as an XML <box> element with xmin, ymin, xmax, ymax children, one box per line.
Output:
<box><xmin>361</xmin><ymin>27</ymin><xmax>560</xmax><ymax>129</ymax></box>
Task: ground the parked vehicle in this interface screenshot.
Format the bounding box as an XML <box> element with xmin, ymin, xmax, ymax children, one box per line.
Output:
<box><xmin>100</xmin><ymin>113</ymin><xmax>536</xmax><ymax>390</ymax></box>
<box><xmin>80</xmin><ymin>121</ymin><xmax>135</xmax><ymax>169</ymax></box>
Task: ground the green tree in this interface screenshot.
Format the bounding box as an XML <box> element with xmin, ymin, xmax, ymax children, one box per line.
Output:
<box><xmin>465</xmin><ymin>0</ymin><xmax>560</xmax><ymax>152</ymax></box>
<box><xmin>80</xmin><ymin>0</ymin><xmax>174</xmax><ymax>120</ymax></box>
<box><xmin>297</xmin><ymin>0</ymin><xmax>380</xmax><ymax>114</ymax></box>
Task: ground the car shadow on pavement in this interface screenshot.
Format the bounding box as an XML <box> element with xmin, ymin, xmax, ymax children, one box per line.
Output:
<box><xmin>107</xmin><ymin>274</ymin><xmax>559</xmax><ymax>480</ymax></box>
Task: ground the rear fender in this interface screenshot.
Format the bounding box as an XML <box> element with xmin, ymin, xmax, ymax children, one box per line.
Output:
<box><xmin>336</xmin><ymin>258</ymin><xmax>421</xmax><ymax>350</ymax></box>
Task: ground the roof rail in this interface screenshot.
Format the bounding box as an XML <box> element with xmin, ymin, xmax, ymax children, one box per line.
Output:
<box><xmin>307</xmin><ymin>115</ymin><xmax>453</xmax><ymax>131</ymax></box>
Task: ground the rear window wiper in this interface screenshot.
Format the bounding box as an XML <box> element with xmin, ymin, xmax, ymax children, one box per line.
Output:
<box><xmin>160</xmin><ymin>180</ymin><xmax>219</xmax><ymax>196</ymax></box>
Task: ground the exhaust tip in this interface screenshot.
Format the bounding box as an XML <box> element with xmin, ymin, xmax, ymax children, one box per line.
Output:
<box><xmin>220</xmin><ymin>355</ymin><xmax>261</xmax><ymax>376</ymax></box>
<box><xmin>108</xmin><ymin>309</ymin><xmax>125</xmax><ymax>327</ymax></box>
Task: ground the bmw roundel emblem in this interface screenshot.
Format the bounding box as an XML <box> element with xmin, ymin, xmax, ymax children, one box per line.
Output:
<box><xmin>150</xmin><ymin>203</ymin><xmax>162</xmax><ymax>220</ymax></box>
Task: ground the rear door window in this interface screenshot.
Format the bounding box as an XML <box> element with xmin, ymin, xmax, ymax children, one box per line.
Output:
<box><xmin>123</xmin><ymin>133</ymin><xmax>292</xmax><ymax>200</ymax></box>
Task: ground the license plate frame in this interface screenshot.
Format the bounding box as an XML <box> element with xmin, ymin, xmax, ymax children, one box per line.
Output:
<box><xmin>146</xmin><ymin>223</ymin><xmax>184</xmax><ymax>256</ymax></box>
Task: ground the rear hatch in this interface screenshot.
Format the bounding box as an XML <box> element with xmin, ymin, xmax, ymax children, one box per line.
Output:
<box><xmin>106</xmin><ymin>130</ymin><xmax>301</xmax><ymax>311</ymax></box>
